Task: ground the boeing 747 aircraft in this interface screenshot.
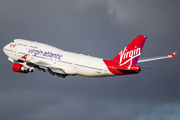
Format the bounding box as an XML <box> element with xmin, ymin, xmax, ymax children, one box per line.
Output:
<box><xmin>3</xmin><ymin>35</ymin><xmax>177</xmax><ymax>78</ymax></box>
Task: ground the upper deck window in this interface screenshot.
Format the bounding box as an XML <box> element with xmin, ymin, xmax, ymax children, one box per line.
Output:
<box><xmin>17</xmin><ymin>43</ymin><xmax>27</xmax><ymax>46</ymax></box>
<box><xmin>30</xmin><ymin>46</ymin><xmax>38</xmax><ymax>49</ymax></box>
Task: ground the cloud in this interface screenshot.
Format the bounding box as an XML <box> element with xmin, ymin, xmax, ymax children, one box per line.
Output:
<box><xmin>106</xmin><ymin>0</ymin><xmax>180</xmax><ymax>36</ymax></box>
<box><xmin>107</xmin><ymin>0</ymin><xmax>134</xmax><ymax>26</ymax></box>
<box><xmin>136</xmin><ymin>104</ymin><xmax>178</xmax><ymax>120</ymax></box>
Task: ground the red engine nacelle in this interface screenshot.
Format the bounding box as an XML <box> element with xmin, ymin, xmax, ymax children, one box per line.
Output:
<box><xmin>12</xmin><ymin>63</ymin><xmax>32</xmax><ymax>73</ymax></box>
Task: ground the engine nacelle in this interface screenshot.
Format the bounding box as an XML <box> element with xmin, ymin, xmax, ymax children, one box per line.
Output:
<box><xmin>12</xmin><ymin>63</ymin><xmax>33</xmax><ymax>73</ymax></box>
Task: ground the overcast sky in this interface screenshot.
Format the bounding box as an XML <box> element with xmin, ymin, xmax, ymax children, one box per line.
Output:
<box><xmin>0</xmin><ymin>0</ymin><xmax>180</xmax><ymax>120</ymax></box>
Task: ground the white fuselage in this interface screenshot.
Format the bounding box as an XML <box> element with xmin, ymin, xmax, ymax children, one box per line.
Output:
<box><xmin>4</xmin><ymin>35</ymin><xmax>175</xmax><ymax>78</ymax></box>
<box><xmin>3</xmin><ymin>39</ymin><xmax>113</xmax><ymax>77</ymax></box>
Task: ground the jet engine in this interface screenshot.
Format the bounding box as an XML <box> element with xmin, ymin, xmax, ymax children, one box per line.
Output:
<box><xmin>12</xmin><ymin>63</ymin><xmax>33</xmax><ymax>73</ymax></box>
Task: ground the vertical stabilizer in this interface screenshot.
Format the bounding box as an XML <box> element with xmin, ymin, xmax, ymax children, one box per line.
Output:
<box><xmin>112</xmin><ymin>35</ymin><xmax>147</xmax><ymax>66</ymax></box>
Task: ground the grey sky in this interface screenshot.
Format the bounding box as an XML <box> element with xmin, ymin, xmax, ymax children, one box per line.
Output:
<box><xmin>0</xmin><ymin>0</ymin><xmax>180</xmax><ymax>120</ymax></box>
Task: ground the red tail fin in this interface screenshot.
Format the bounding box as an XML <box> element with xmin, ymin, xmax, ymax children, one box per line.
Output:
<box><xmin>112</xmin><ymin>35</ymin><xmax>147</xmax><ymax>66</ymax></box>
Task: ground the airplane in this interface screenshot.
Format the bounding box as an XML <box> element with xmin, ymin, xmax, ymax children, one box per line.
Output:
<box><xmin>3</xmin><ymin>35</ymin><xmax>177</xmax><ymax>78</ymax></box>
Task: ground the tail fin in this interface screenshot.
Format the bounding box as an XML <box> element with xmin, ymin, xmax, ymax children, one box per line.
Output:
<box><xmin>112</xmin><ymin>35</ymin><xmax>147</xmax><ymax>66</ymax></box>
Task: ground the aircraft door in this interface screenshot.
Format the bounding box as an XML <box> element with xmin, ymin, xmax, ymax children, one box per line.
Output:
<box><xmin>104</xmin><ymin>67</ymin><xmax>108</xmax><ymax>75</ymax></box>
<box><xmin>73</xmin><ymin>61</ymin><xmax>77</xmax><ymax>68</ymax></box>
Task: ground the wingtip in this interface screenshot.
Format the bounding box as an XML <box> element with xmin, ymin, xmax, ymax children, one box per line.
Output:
<box><xmin>138</xmin><ymin>35</ymin><xmax>147</xmax><ymax>38</ymax></box>
<box><xmin>168</xmin><ymin>52</ymin><xmax>177</xmax><ymax>57</ymax></box>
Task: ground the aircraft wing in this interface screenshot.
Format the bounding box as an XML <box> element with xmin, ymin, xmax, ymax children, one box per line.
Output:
<box><xmin>138</xmin><ymin>52</ymin><xmax>177</xmax><ymax>63</ymax></box>
<box><xmin>22</xmin><ymin>59</ymin><xmax>67</xmax><ymax>78</ymax></box>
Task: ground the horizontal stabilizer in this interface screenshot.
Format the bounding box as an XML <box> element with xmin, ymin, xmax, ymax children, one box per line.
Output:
<box><xmin>138</xmin><ymin>52</ymin><xmax>177</xmax><ymax>63</ymax></box>
<box><xmin>113</xmin><ymin>65</ymin><xmax>141</xmax><ymax>74</ymax></box>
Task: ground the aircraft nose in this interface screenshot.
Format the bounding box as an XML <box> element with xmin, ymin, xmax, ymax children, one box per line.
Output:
<box><xmin>3</xmin><ymin>44</ymin><xmax>8</xmax><ymax>53</ymax></box>
<box><xmin>3</xmin><ymin>43</ymin><xmax>12</xmax><ymax>55</ymax></box>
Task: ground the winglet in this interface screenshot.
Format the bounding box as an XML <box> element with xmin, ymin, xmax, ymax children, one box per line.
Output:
<box><xmin>168</xmin><ymin>52</ymin><xmax>177</xmax><ymax>58</ymax></box>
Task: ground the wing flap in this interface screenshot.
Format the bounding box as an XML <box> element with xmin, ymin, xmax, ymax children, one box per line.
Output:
<box><xmin>26</xmin><ymin>59</ymin><xmax>67</xmax><ymax>77</ymax></box>
<box><xmin>48</xmin><ymin>67</ymin><xmax>65</xmax><ymax>74</ymax></box>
